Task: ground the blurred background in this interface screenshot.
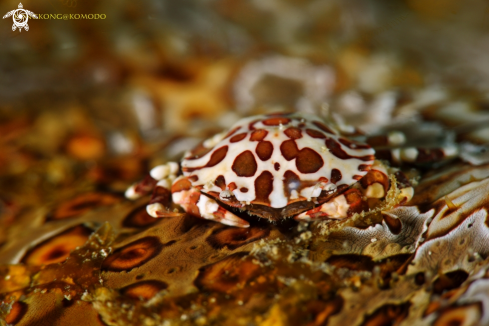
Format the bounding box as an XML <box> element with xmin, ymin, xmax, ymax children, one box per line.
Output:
<box><xmin>1</xmin><ymin>0</ymin><xmax>489</xmax><ymax>241</ymax></box>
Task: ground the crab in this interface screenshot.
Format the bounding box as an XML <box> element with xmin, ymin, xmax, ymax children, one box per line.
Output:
<box><xmin>125</xmin><ymin>112</ymin><xmax>420</xmax><ymax>228</ymax></box>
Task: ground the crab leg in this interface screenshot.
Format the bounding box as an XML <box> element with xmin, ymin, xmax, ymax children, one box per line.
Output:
<box><xmin>295</xmin><ymin>189</ymin><xmax>364</xmax><ymax>221</ymax></box>
<box><xmin>171</xmin><ymin>176</ymin><xmax>250</xmax><ymax>228</ymax></box>
<box><xmin>125</xmin><ymin>175</ymin><xmax>157</xmax><ymax>200</ymax></box>
<box><xmin>126</xmin><ymin>162</ymin><xmax>181</xmax><ymax>217</ymax></box>
<box><xmin>145</xmin><ymin>178</ymin><xmax>179</xmax><ymax>217</ymax></box>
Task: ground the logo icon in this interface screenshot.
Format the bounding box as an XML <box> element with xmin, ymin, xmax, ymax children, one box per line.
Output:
<box><xmin>3</xmin><ymin>3</ymin><xmax>37</xmax><ymax>32</ymax></box>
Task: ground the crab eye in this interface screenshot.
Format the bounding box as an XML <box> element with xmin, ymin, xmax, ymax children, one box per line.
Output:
<box><xmin>288</xmin><ymin>181</ymin><xmax>300</xmax><ymax>190</ymax></box>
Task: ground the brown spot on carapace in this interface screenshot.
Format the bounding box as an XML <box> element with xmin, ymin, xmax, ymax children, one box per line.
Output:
<box><xmin>262</xmin><ymin>117</ymin><xmax>291</xmax><ymax>126</ymax></box>
<box><xmin>21</xmin><ymin>225</ymin><xmax>93</xmax><ymax>266</ymax></box>
<box><xmin>274</xmin><ymin>162</ymin><xmax>280</xmax><ymax>171</ymax></box>
<box><xmin>254</xmin><ymin>171</ymin><xmax>274</xmax><ymax>205</ymax></box>
<box><xmin>206</xmin><ymin>226</ymin><xmax>270</xmax><ymax>250</ymax></box>
<box><xmin>185</xmin><ymin>143</ymin><xmax>212</xmax><ymax>160</ymax></box>
<box><xmin>189</xmin><ymin>175</ymin><xmax>198</xmax><ymax>182</ymax></box>
<box><xmin>194</xmin><ymin>252</ymin><xmax>261</xmax><ymax>293</ymax></box>
<box><xmin>296</xmin><ymin>148</ymin><xmax>324</xmax><ymax>173</ymax></box>
<box><xmin>248</xmin><ymin>120</ymin><xmax>260</xmax><ymax>130</ymax></box>
<box><xmin>240</xmin><ymin>187</ymin><xmax>248</xmax><ymax>193</ymax></box>
<box><xmin>206</xmin><ymin>146</ymin><xmax>228</xmax><ymax>167</ymax></box>
<box><xmin>171</xmin><ymin>177</ymin><xmax>192</xmax><ymax>193</ymax></box>
<box><xmin>433</xmin><ymin>270</ymin><xmax>469</xmax><ymax>295</ymax></box>
<box><xmin>120</xmin><ymin>280</ymin><xmax>168</xmax><ymax>300</ymax></box>
<box><xmin>330</xmin><ymin>169</ymin><xmax>342</xmax><ymax>184</ymax></box>
<box><xmin>250</xmin><ymin>129</ymin><xmax>268</xmax><ymax>141</ymax></box>
<box><xmin>230</xmin><ymin>133</ymin><xmax>247</xmax><ymax>143</ymax></box>
<box><xmin>325</xmin><ymin>138</ymin><xmax>374</xmax><ymax>162</ymax></box>
<box><xmin>283</xmin><ymin>170</ymin><xmax>317</xmax><ymax>200</ymax></box>
<box><xmin>339</xmin><ymin>137</ymin><xmax>371</xmax><ymax>150</ymax></box>
<box><xmin>360</xmin><ymin>302</ymin><xmax>411</xmax><ymax>326</ymax></box>
<box><xmin>4</xmin><ymin>301</ymin><xmax>27</xmax><ymax>325</ymax></box>
<box><xmin>313</xmin><ymin>121</ymin><xmax>336</xmax><ymax>134</ymax></box>
<box><xmin>232</xmin><ymin>151</ymin><xmax>257</xmax><ymax>177</ymax></box>
<box><xmin>123</xmin><ymin>205</ymin><xmax>159</xmax><ymax>228</ymax></box>
<box><xmin>228</xmin><ymin>182</ymin><xmax>237</xmax><ymax>191</ymax></box>
<box><xmin>283</xmin><ymin>170</ymin><xmax>301</xmax><ymax>199</ymax></box>
<box><xmin>256</xmin><ymin>141</ymin><xmax>273</xmax><ymax>161</ymax></box>
<box><xmin>224</xmin><ymin>126</ymin><xmax>241</xmax><ymax>138</ymax></box>
<box><xmin>48</xmin><ymin>192</ymin><xmax>120</xmax><ymax>221</ymax></box>
<box><xmin>306</xmin><ymin>129</ymin><xmax>326</xmax><ymax>139</ymax></box>
<box><xmin>284</xmin><ymin>127</ymin><xmax>302</xmax><ymax>139</ymax></box>
<box><xmin>280</xmin><ymin>139</ymin><xmax>299</xmax><ymax>161</ymax></box>
<box><xmin>358</xmin><ymin>164</ymin><xmax>371</xmax><ymax>172</ymax></box>
<box><xmin>102</xmin><ymin>237</ymin><xmax>170</xmax><ymax>272</ymax></box>
<box><xmin>215</xmin><ymin>175</ymin><xmax>226</xmax><ymax>190</ymax></box>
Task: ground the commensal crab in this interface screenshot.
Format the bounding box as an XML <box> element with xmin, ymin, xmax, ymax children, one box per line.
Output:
<box><xmin>126</xmin><ymin>112</ymin><xmax>421</xmax><ymax>228</ymax></box>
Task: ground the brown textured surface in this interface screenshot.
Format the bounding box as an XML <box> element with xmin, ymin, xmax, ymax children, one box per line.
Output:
<box><xmin>2</xmin><ymin>157</ymin><xmax>489</xmax><ymax>325</ymax></box>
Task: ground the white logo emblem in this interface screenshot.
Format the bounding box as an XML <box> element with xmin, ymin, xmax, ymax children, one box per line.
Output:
<box><xmin>3</xmin><ymin>3</ymin><xmax>37</xmax><ymax>32</ymax></box>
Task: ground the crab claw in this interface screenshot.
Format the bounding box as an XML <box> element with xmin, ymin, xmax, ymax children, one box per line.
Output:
<box><xmin>295</xmin><ymin>189</ymin><xmax>366</xmax><ymax>221</ymax></box>
<box><xmin>196</xmin><ymin>194</ymin><xmax>250</xmax><ymax>228</ymax></box>
<box><xmin>146</xmin><ymin>179</ymin><xmax>180</xmax><ymax>218</ymax></box>
<box><xmin>146</xmin><ymin>202</ymin><xmax>181</xmax><ymax>218</ymax></box>
<box><xmin>125</xmin><ymin>175</ymin><xmax>157</xmax><ymax>200</ymax></box>
<box><xmin>171</xmin><ymin>177</ymin><xmax>249</xmax><ymax>228</ymax></box>
<box><xmin>127</xmin><ymin>162</ymin><xmax>180</xmax><ymax>211</ymax></box>
<box><xmin>295</xmin><ymin>194</ymin><xmax>350</xmax><ymax>221</ymax></box>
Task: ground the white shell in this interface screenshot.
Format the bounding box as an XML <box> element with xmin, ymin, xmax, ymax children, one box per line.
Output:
<box><xmin>181</xmin><ymin>113</ymin><xmax>375</xmax><ymax>208</ymax></box>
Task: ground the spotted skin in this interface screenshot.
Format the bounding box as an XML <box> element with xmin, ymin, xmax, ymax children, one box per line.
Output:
<box><xmin>126</xmin><ymin>113</ymin><xmax>414</xmax><ymax>227</ymax></box>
